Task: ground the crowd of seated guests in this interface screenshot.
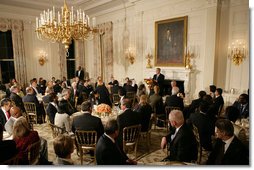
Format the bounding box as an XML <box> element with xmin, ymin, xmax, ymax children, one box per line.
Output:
<box><xmin>0</xmin><ymin>74</ymin><xmax>250</xmax><ymax>165</ymax></box>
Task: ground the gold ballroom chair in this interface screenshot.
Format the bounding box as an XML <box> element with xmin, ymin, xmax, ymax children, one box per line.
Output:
<box><xmin>123</xmin><ymin>124</ymin><xmax>141</xmax><ymax>159</ymax></box>
<box><xmin>75</xmin><ymin>130</ymin><xmax>97</xmax><ymax>165</ymax></box>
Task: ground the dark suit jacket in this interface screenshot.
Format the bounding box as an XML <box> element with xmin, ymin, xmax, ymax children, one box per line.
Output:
<box><xmin>189</xmin><ymin>98</ymin><xmax>203</xmax><ymax>114</ymax></box>
<box><xmin>166</xmin><ymin>123</ymin><xmax>198</xmax><ymax>162</ymax></box>
<box><xmin>46</xmin><ymin>103</ymin><xmax>58</xmax><ymax>124</ymax></box>
<box><xmin>22</xmin><ymin>94</ymin><xmax>45</xmax><ymax>116</ymax></box>
<box><xmin>188</xmin><ymin>111</ymin><xmax>214</xmax><ymax>150</ymax></box>
<box><xmin>0</xmin><ymin>109</ymin><xmax>7</xmax><ymax>127</ymax></box>
<box><xmin>117</xmin><ymin>108</ymin><xmax>140</xmax><ymax>149</ymax></box>
<box><xmin>96</xmin><ymin>134</ymin><xmax>128</xmax><ymax>165</ymax></box>
<box><xmin>165</xmin><ymin>95</ymin><xmax>184</xmax><ymax>110</ymax></box>
<box><xmin>72</xmin><ymin>112</ymin><xmax>104</xmax><ymax>139</ymax></box>
<box><xmin>233</xmin><ymin>101</ymin><xmax>249</xmax><ymax>118</ymax></box>
<box><xmin>76</xmin><ymin>70</ymin><xmax>84</xmax><ymax>80</ymax></box>
<box><xmin>9</xmin><ymin>92</ymin><xmax>26</xmax><ymax>112</ymax></box>
<box><xmin>42</xmin><ymin>94</ymin><xmax>51</xmax><ymax>104</ymax></box>
<box><xmin>134</xmin><ymin>104</ymin><xmax>152</xmax><ymax>132</ymax></box>
<box><xmin>207</xmin><ymin>137</ymin><xmax>249</xmax><ymax>165</ymax></box>
<box><xmin>96</xmin><ymin>85</ymin><xmax>112</xmax><ymax>107</ymax></box>
<box><xmin>0</xmin><ymin>140</ymin><xmax>18</xmax><ymax>162</ymax></box>
<box><xmin>213</xmin><ymin>95</ymin><xmax>224</xmax><ymax>115</ymax></box>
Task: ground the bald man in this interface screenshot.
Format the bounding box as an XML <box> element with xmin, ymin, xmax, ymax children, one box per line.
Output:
<box><xmin>4</xmin><ymin>106</ymin><xmax>22</xmax><ymax>135</ymax></box>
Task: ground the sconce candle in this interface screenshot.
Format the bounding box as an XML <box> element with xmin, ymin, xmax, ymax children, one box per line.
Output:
<box><xmin>228</xmin><ymin>40</ymin><xmax>247</xmax><ymax>65</ymax></box>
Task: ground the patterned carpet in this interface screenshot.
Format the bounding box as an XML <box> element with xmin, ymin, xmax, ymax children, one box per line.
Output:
<box><xmin>33</xmin><ymin>123</ymin><xmax>170</xmax><ymax>165</ymax></box>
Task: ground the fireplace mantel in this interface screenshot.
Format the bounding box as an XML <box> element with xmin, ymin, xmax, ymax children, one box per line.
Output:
<box><xmin>144</xmin><ymin>67</ymin><xmax>192</xmax><ymax>102</ymax></box>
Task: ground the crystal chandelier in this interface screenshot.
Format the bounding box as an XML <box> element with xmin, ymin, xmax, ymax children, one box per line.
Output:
<box><xmin>35</xmin><ymin>0</ymin><xmax>97</xmax><ymax>54</ymax></box>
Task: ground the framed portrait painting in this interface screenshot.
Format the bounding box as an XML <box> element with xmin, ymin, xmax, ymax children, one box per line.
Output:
<box><xmin>155</xmin><ymin>16</ymin><xmax>188</xmax><ymax>67</ymax></box>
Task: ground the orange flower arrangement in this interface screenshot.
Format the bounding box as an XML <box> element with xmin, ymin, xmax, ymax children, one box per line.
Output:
<box><xmin>96</xmin><ymin>103</ymin><xmax>112</xmax><ymax>116</ymax></box>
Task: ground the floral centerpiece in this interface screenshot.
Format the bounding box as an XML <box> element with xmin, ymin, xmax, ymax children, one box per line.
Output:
<box><xmin>96</xmin><ymin>103</ymin><xmax>112</xmax><ymax>117</ymax></box>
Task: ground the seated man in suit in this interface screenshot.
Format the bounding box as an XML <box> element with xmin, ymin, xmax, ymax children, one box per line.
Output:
<box><xmin>0</xmin><ymin>124</ymin><xmax>18</xmax><ymax>163</ymax></box>
<box><xmin>72</xmin><ymin>101</ymin><xmax>104</xmax><ymax>139</ymax></box>
<box><xmin>0</xmin><ymin>98</ymin><xmax>12</xmax><ymax>128</ymax></box>
<box><xmin>225</xmin><ymin>106</ymin><xmax>248</xmax><ymax>147</ymax></box>
<box><xmin>232</xmin><ymin>93</ymin><xmax>249</xmax><ymax>118</ymax></box>
<box><xmin>117</xmin><ymin>99</ymin><xmax>140</xmax><ymax>149</ymax></box>
<box><xmin>161</xmin><ymin>110</ymin><xmax>198</xmax><ymax>162</ymax></box>
<box><xmin>207</xmin><ymin>119</ymin><xmax>249</xmax><ymax>165</ymax></box>
<box><xmin>22</xmin><ymin>87</ymin><xmax>45</xmax><ymax>123</ymax></box>
<box><xmin>165</xmin><ymin>86</ymin><xmax>184</xmax><ymax>110</ymax></box>
<box><xmin>9</xmin><ymin>85</ymin><xmax>26</xmax><ymax>113</ymax></box>
<box><xmin>96</xmin><ymin>119</ymin><xmax>137</xmax><ymax>165</ymax></box>
<box><xmin>5</xmin><ymin>106</ymin><xmax>22</xmax><ymax>135</ymax></box>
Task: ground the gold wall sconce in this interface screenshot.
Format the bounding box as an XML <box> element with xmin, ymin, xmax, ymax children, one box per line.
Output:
<box><xmin>125</xmin><ymin>47</ymin><xmax>135</xmax><ymax>64</ymax></box>
<box><xmin>145</xmin><ymin>53</ymin><xmax>152</xmax><ymax>68</ymax></box>
<box><xmin>228</xmin><ymin>40</ymin><xmax>247</xmax><ymax>66</ymax></box>
<box><xmin>38</xmin><ymin>51</ymin><xmax>47</xmax><ymax>66</ymax></box>
<box><xmin>185</xmin><ymin>48</ymin><xmax>194</xmax><ymax>69</ymax></box>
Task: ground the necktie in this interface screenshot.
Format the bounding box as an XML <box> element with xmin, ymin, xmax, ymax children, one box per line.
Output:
<box><xmin>214</xmin><ymin>141</ymin><xmax>225</xmax><ymax>165</ymax></box>
<box><xmin>6</xmin><ymin>111</ymin><xmax>11</xmax><ymax>119</ymax></box>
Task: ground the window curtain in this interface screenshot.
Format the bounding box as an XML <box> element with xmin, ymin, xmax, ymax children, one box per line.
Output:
<box><xmin>93</xmin><ymin>22</ymin><xmax>113</xmax><ymax>83</ymax></box>
<box><xmin>0</xmin><ymin>18</ymin><xmax>27</xmax><ymax>88</ymax></box>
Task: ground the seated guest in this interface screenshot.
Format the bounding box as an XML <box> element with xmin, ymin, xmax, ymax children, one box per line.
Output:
<box><xmin>165</xmin><ymin>86</ymin><xmax>184</xmax><ymax>110</ymax></box>
<box><xmin>118</xmin><ymin>87</ymin><xmax>126</xmax><ymax>105</ymax></box>
<box><xmin>0</xmin><ymin>98</ymin><xmax>12</xmax><ymax>127</ymax></box>
<box><xmin>225</xmin><ymin>106</ymin><xmax>248</xmax><ymax>147</ymax></box>
<box><xmin>42</xmin><ymin>87</ymin><xmax>54</xmax><ymax>104</ymax></box>
<box><xmin>6</xmin><ymin>108</ymin><xmax>50</xmax><ymax>165</ymax></box>
<box><xmin>110</xmin><ymin>80</ymin><xmax>121</xmax><ymax>95</ymax></box>
<box><xmin>189</xmin><ymin>90</ymin><xmax>207</xmax><ymax>114</ymax></box>
<box><xmin>9</xmin><ymin>85</ymin><xmax>26</xmax><ymax>113</ymax></box>
<box><xmin>22</xmin><ymin>87</ymin><xmax>45</xmax><ymax>123</ymax></box>
<box><xmin>137</xmin><ymin>83</ymin><xmax>146</xmax><ymax>98</ymax></box>
<box><xmin>54</xmin><ymin>101</ymin><xmax>72</xmax><ymax>133</ymax></box>
<box><xmin>134</xmin><ymin>95</ymin><xmax>152</xmax><ymax>132</ymax></box>
<box><xmin>232</xmin><ymin>93</ymin><xmax>249</xmax><ymax>118</ymax></box>
<box><xmin>0</xmin><ymin>124</ymin><xmax>18</xmax><ymax>163</ymax></box>
<box><xmin>13</xmin><ymin>117</ymin><xmax>40</xmax><ymax>164</ymax></box>
<box><xmin>123</xmin><ymin>80</ymin><xmax>136</xmax><ymax>93</ymax></box>
<box><xmin>161</xmin><ymin>110</ymin><xmax>198</xmax><ymax>162</ymax></box>
<box><xmin>70</xmin><ymin>81</ymin><xmax>79</xmax><ymax>105</ymax></box>
<box><xmin>4</xmin><ymin>106</ymin><xmax>22</xmax><ymax>135</ymax></box>
<box><xmin>60</xmin><ymin>89</ymin><xmax>76</xmax><ymax>116</ymax></box>
<box><xmin>72</xmin><ymin>101</ymin><xmax>104</xmax><ymax>139</ymax></box>
<box><xmin>117</xmin><ymin>99</ymin><xmax>140</xmax><ymax>149</ymax></box>
<box><xmin>149</xmin><ymin>85</ymin><xmax>164</xmax><ymax>115</ymax></box>
<box><xmin>46</xmin><ymin>93</ymin><xmax>58</xmax><ymax>124</ymax></box>
<box><xmin>187</xmin><ymin>101</ymin><xmax>214</xmax><ymax>151</ymax></box>
<box><xmin>96</xmin><ymin>80</ymin><xmax>112</xmax><ymax>107</ymax></box>
<box><xmin>96</xmin><ymin>119</ymin><xmax>137</xmax><ymax>165</ymax></box>
<box><xmin>53</xmin><ymin>79</ymin><xmax>62</xmax><ymax>94</ymax></box>
<box><xmin>53</xmin><ymin>134</ymin><xmax>74</xmax><ymax>165</ymax></box>
<box><xmin>207</xmin><ymin>119</ymin><xmax>249</xmax><ymax>165</ymax></box>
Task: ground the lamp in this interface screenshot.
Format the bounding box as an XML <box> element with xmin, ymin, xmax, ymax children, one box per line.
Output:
<box><xmin>125</xmin><ymin>47</ymin><xmax>135</xmax><ymax>64</ymax></box>
<box><xmin>38</xmin><ymin>51</ymin><xmax>47</xmax><ymax>66</ymax></box>
<box><xmin>228</xmin><ymin>40</ymin><xmax>246</xmax><ymax>65</ymax></box>
<box><xmin>35</xmin><ymin>0</ymin><xmax>97</xmax><ymax>55</ymax></box>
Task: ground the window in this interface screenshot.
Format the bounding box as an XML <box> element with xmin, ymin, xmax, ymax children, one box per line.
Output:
<box><xmin>66</xmin><ymin>40</ymin><xmax>75</xmax><ymax>79</ymax></box>
<box><xmin>0</xmin><ymin>30</ymin><xmax>15</xmax><ymax>84</ymax></box>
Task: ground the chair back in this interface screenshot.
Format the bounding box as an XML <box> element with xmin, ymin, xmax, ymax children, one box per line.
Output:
<box><xmin>192</xmin><ymin>124</ymin><xmax>201</xmax><ymax>164</ymax></box>
<box><xmin>49</xmin><ymin>123</ymin><xmax>68</xmax><ymax>138</ymax></box>
<box><xmin>0</xmin><ymin>154</ymin><xmax>19</xmax><ymax>165</ymax></box>
<box><xmin>75</xmin><ymin>130</ymin><xmax>97</xmax><ymax>165</ymax></box>
<box><xmin>24</xmin><ymin>102</ymin><xmax>37</xmax><ymax>124</ymax></box>
<box><xmin>112</xmin><ymin>94</ymin><xmax>120</xmax><ymax>104</ymax></box>
<box><xmin>27</xmin><ymin>140</ymin><xmax>41</xmax><ymax>165</ymax></box>
<box><xmin>123</xmin><ymin>124</ymin><xmax>141</xmax><ymax>158</ymax></box>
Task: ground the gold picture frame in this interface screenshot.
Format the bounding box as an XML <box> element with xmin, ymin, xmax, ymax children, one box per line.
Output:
<box><xmin>155</xmin><ymin>16</ymin><xmax>188</xmax><ymax>67</ymax></box>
